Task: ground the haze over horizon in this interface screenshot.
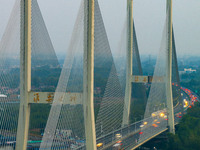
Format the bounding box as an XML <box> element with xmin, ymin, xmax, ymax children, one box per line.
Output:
<box><xmin>0</xmin><ymin>0</ymin><xmax>200</xmax><ymax>57</ymax></box>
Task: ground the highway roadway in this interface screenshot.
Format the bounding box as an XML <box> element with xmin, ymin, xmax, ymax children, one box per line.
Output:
<box><xmin>98</xmin><ymin>87</ymin><xmax>199</xmax><ymax>150</ymax></box>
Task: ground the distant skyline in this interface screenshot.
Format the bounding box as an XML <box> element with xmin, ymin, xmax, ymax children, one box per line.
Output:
<box><xmin>0</xmin><ymin>0</ymin><xmax>200</xmax><ymax>56</ymax></box>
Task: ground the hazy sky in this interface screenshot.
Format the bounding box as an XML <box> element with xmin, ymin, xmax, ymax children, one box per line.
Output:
<box><xmin>0</xmin><ymin>0</ymin><xmax>200</xmax><ymax>57</ymax></box>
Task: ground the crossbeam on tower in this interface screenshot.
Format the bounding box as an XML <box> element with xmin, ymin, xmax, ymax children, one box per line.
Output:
<box><xmin>28</xmin><ymin>92</ymin><xmax>83</xmax><ymax>105</ymax></box>
<box><xmin>131</xmin><ymin>75</ymin><xmax>164</xmax><ymax>83</ymax></box>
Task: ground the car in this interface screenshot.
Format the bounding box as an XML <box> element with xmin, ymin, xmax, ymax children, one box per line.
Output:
<box><xmin>159</xmin><ymin>113</ymin><xmax>165</xmax><ymax>117</ymax></box>
<box><xmin>115</xmin><ymin>133</ymin><xmax>122</xmax><ymax>139</ymax></box>
<box><xmin>140</xmin><ymin>125</ymin><xmax>144</xmax><ymax>128</ymax></box>
<box><xmin>113</xmin><ymin>142</ymin><xmax>122</xmax><ymax>150</ymax></box>
<box><xmin>97</xmin><ymin>143</ymin><xmax>103</xmax><ymax>147</ymax></box>
<box><xmin>139</xmin><ymin>132</ymin><xmax>143</xmax><ymax>135</ymax></box>
<box><xmin>152</xmin><ymin>124</ymin><xmax>158</xmax><ymax>127</ymax></box>
<box><xmin>143</xmin><ymin>122</ymin><xmax>148</xmax><ymax>125</ymax></box>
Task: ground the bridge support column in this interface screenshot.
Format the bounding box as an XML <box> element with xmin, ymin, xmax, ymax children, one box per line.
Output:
<box><xmin>16</xmin><ymin>0</ymin><xmax>32</xmax><ymax>149</ymax></box>
<box><xmin>166</xmin><ymin>0</ymin><xmax>175</xmax><ymax>134</ymax></box>
<box><xmin>83</xmin><ymin>0</ymin><xmax>97</xmax><ymax>149</ymax></box>
<box><xmin>122</xmin><ymin>0</ymin><xmax>133</xmax><ymax>127</ymax></box>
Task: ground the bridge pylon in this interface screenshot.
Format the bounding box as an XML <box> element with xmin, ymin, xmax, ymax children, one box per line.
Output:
<box><xmin>122</xmin><ymin>0</ymin><xmax>133</xmax><ymax>127</ymax></box>
<box><xmin>16</xmin><ymin>0</ymin><xmax>32</xmax><ymax>149</ymax></box>
<box><xmin>15</xmin><ymin>0</ymin><xmax>97</xmax><ymax>149</ymax></box>
<box><xmin>166</xmin><ymin>0</ymin><xmax>175</xmax><ymax>134</ymax></box>
<box><xmin>83</xmin><ymin>0</ymin><xmax>97</xmax><ymax>149</ymax></box>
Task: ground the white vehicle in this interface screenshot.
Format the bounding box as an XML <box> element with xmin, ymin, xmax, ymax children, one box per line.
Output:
<box><xmin>0</xmin><ymin>94</ymin><xmax>7</xmax><ymax>98</ymax></box>
<box><xmin>113</xmin><ymin>142</ymin><xmax>122</xmax><ymax>150</ymax></box>
<box><xmin>140</xmin><ymin>124</ymin><xmax>144</xmax><ymax>128</ymax></box>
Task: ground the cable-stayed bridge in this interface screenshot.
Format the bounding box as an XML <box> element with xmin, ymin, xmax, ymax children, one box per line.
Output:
<box><xmin>0</xmin><ymin>0</ymin><xmax>198</xmax><ymax>149</ymax></box>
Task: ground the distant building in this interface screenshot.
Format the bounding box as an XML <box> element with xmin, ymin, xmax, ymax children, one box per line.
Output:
<box><xmin>179</xmin><ymin>68</ymin><xmax>196</xmax><ymax>75</ymax></box>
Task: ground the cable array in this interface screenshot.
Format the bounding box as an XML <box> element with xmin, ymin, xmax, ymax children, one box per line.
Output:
<box><xmin>40</xmin><ymin>0</ymin><xmax>85</xmax><ymax>149</ymax></box>
<box><xmin>0</xmin><ymin>0</ymin><xmax>20</xmax><ymax>148</ymax></box>
<box><xmin>94</xmin><ymin>0</ymin><xmax>125</xmax><ymax>139</ymax></box>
